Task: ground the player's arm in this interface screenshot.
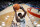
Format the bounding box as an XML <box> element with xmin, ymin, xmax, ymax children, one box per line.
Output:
<box><xmin>13</xmin><ymin>8</ymin><xmax>21</xmax><ymax>22</ymax></box>
<box><xmin>20</xmin><ymin>6</ymin><xmax>26</xmax><ymax>18</ymax></box>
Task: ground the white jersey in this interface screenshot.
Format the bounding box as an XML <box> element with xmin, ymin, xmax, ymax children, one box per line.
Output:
<box><xmin>20</xmin><ymin>17</ymin><xmax>26</xmax><ymax>27</ymax></box>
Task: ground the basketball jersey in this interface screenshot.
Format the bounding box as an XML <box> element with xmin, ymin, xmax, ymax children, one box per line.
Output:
<box><xmin>20</xmin><ymin>17</ymin><xmax>26</xmax><ymax>27</ymax></box>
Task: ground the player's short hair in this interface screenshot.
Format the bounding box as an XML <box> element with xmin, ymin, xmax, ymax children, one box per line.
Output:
<box><xmin>18</xmin><ymin>13</ymin><xmax>22</xmax><ymax>16</ymax></box>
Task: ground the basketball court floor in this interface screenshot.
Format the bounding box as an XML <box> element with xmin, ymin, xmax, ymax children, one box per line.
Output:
<box><xmin>0</xmin><ymin>4</ymin><xmax>40</xmax><ymax>27</ymax></box>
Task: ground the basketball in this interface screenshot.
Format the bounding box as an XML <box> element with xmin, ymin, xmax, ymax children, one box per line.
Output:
<box><xmin>13</xmin><ymin>4</ymin><xmax>20</xmax><ymax>10</ymax></box>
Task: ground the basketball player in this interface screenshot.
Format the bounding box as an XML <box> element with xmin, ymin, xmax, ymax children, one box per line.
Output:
<box><xmin>13</xmin><ymin>6</ymin><xmax>26</xmax><ymax>27</ymax></box>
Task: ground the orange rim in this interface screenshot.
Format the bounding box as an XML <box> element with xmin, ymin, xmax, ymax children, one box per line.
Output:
<box><xmin>27</xmin><ymin>7</ymin><xmax>40</xmax><ymax>18</ymax></box>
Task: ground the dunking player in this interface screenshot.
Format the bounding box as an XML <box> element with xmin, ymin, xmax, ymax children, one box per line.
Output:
<box><xmin>13</xmin><ymin>6</ymin><xmax>26</xmax><ymax>27</ymax></box>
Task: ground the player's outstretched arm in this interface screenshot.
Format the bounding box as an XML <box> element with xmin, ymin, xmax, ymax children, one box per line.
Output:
<box><xmin>20</xmin><ymin>6</ymin><xmax>27</xmax><ymax>18</ymax></box>
<box><xmin>13</xmin><ymin>7</ymin><xmax>21</xmax><ymax>22</ymax></box>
